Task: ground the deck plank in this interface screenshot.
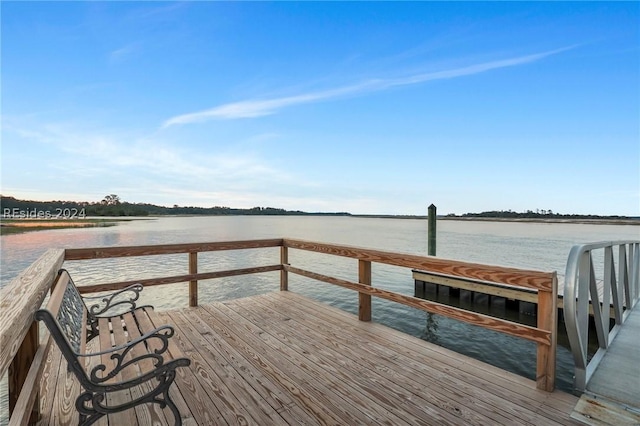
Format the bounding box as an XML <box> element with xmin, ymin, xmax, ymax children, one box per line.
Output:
<box><xmin>194</xmin><ymin>304</ymin><xmax>364</xmax><ymax>424</ymax></box>
<box><xmin>35</xmin><ymin>336</ymin><xmax>62</xmax><ymax>426</ymax></box>
<box><xmin>258</xmin><ymin>293</ymin><xmax>569</xmax><ymax>425</ymax></box>
<box><xmin>39</xmin><ymin>292</ymin><xmax>582</xmax><ymax>425</ymax></box>
<box><xmin>204</xmin><ymin>301</ymin><xmax>423</xmax><ymax>425</ymax></box>
<box><xmin>48</xmin><ymin>345</ymin><xmax>80</xmax><ymax>425</ymax></box>
<box><xmin>168</xmin><ymin>308</ymin><xmax>287</xmax><ymax>425</ymax></box>
<box><xmin>105</xmin><ymin>315</ymin><xmax>141</xmax><ymax>426</ymax></box>
<box><xmin>115</xmin><ymin>312</ymin><xmax>171</xmax><ymax>425</ymax></box>
<box><xmin>158</xmin><ymin>312</ymin><xmax>228</xmax><ymax>426</ymax></box>
<box><xmin>227</xmin><ymin>295</ymin><xmax>475</xmax><ymax>425</ymax></box>
<box><xmin>237</xmin><ymin>294</ymin><xmax>524</xmax><ymax>425</ymax></box>
<box><xmin>269</xmin><ymin>291</ymin><xmax>581</xmax><ymax>425</ymax></box>
<box><xmin>161</xmin><ymin>309</ymin><xmax>317</xmax><ymax>426</ymax></box>
<box><xmin>273</xmin><ymin>293</ymin><xmax>580</xmax><ymax>411</ymax></box>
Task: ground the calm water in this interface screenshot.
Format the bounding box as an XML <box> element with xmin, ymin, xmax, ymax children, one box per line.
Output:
<box><xmin>1</xmin><ymin>216</ymin><xmax>638</xmax><ymax>422</ymax></box>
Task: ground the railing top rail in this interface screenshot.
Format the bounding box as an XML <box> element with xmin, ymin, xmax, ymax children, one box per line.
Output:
<box><xmin>64</xmin><ymin>237</ymin><xmax>553</xmax><ymax>291</ymax></box>
<box><xmin>566</xmin><ymin>240</ymin><xmax>640</xmax><ymax>254</ymax></box>
<box><xmin>283</xmin><ymin>238</ymin><xmax>554</xmax><ymax>291</ymax></box>
<box><xmin>564</xmin><ymin>240</ymin><xmax>640</xmax><ymax>303</ymax></box>
<box><xmin>64</xmin><ymin>238</ymin><xmax>284</xmax><ymax>260</ymax></box>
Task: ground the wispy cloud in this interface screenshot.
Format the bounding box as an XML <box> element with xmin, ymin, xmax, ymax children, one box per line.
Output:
<box><xmin>162</xmin><ymin>46</ymin><xmax>576</xmax><ymax>128</ymax></box>
<box><xmin>163</xmin><ymin>81</ymin><xmax>379</xmax><ymax>126</ymax></box>
<box><xmin>3</xmin><ymin>118</ymin><xmax>285</xmax><ymax>186</ymax></box>
<box><xmin>109</xmin><ymin>42</ymin><xmax>142</xmax><ymax>63</ymax></box>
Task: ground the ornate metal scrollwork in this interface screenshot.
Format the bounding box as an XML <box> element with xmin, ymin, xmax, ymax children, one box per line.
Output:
<box><xmin>56</xmin><ymin>281</ymin><xmax>85</xmax><ymax>353</ymax></box>
<box><xmin>88</xmin><ymin>325</ymin><xmax>175</xmax><ymax>383</ymax></box>
<box><xmin>76</xmin><ymin>367</ymin><xmax>184</xmax><ymax>426</ymax></box>
<box><xmin>85</xmin><ymin>283</ymin><xmax>144</xmax><ymax>317</ymax></box>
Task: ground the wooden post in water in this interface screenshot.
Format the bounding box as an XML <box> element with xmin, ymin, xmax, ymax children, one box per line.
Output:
<box><xmin>189</xmin><ymin>252</ymin><xmax>198</xmax><ymax>307</ymax></box>
<box><xmin>428</xmin><ymin>204</ymin><xmax>437</xmax><ymax>256</ymax></box>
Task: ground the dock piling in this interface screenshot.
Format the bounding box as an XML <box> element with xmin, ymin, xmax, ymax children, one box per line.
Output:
<box><xmin>428</xmin><ymin>204</ymin><xmax>436</xmax><ymax>256</ymax></box>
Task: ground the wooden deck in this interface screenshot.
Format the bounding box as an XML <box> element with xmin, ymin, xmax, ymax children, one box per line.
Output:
<box><xmin>36</xmin><ymin>292</ymin><xmax>581</xmax><ymax>426</ymax></box>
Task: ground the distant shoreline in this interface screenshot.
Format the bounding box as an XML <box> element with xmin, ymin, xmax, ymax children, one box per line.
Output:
<box><xmin>438</xmin><ymin>216</ymin><xmax>640</xmax><ymax>226</ymax></box>
<box><xmin>351</xmin><ymin>215</ymin><xmax>639</xmax><ymax>225</ymax></box>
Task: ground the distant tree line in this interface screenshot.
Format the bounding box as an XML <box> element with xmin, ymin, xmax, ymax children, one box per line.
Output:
<box><xmin>457</xmin><ymin>210</ymin><xmax>635</xmax><ymax>220</ymax></box>
<box><xmin>0</xmin><ymin>195</ymin><xmax>351</xmax><ymax>217</ymax></box>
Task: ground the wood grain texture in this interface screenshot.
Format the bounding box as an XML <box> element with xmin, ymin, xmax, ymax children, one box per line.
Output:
<box><xmin>286</xmin><ymin>264</ymin><xmax>552</xmax><ymax>345</ymax></box>
<box><xmin>358</xmin><ymin>260</ymin><xmax>372</xmax><ymax>322</ymax></box>
<box><xmin>34</xmin><ymin>335</ymin><xmax>62</xmax><ymax>426</ymax></box>
<box><xmin>7</xmin><ymin>340</ymin><xmax>51</xmax><ymax>426</ymax></box>
<box><xmin>243</xmin><ymin>294</ymin><xmax>527</xmax><ymax>425</ymax></box>
<box><xmin>188</xmin><ymin>252</ymin><xmax>198</xmax><ymax>307</ymax></box>
<box><xmin>536</xmin><ymin>272</ymin><xmax>558</xmax><ymax>392</ymax></box>
<box><xmin>104</xmin><ymin>315</ymin><xmax>139</xmax><ymax>426</ymax></box>
<box><xmin>64</xmin><ymin>238</ymin><xmax>284</xmax><ymax>260</ymax></box>
<box><xmin>284</xmin><ymin>238</ymin><xmax>555</xmax><ymax>290</ymax></box>
<box><xmin>35</xmin><ymin>293</ymin><xmax>582</xmax><ymax>425</ymax></box>
<box><xmin>275</xmin><ymin>292</ymin><xmax>581</xmax><ymax>425</ymax></box>
<box><xmin>0</xmin><ymin>249</ymin><xmax>64</xmax><ymax>379</ymax></box>
<box><xmin>8</xmin><ymin>322</ymin><xmax>39</xmax><ymax>418</ymax></box>
<box><xmin>122</xmin><ymin>311</ymin><xmax>185</xmax><ymax>425</ymax></box>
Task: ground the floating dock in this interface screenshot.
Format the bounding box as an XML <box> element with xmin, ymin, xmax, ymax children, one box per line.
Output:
<box><xmin>413</xmin><ymin>270</ymin><xmax>615</xmax><ymax>318</ymax></box>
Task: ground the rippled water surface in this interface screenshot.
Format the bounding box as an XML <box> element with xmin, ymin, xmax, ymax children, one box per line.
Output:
<box><xmin>1</xmin><ymin>216</ymin><xmax>637</xmax><ymax>422</ymax></box>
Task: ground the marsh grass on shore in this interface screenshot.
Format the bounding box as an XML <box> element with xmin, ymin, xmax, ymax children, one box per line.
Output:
<box><xmin>0</xmin><ymin>219</ymin><xmax>127</xmax><ymax>235</ymax></box>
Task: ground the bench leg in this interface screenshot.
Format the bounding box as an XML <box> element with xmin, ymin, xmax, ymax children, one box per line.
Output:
<box><xmin>76</xmin><ymin>370</ymin><xmax>182</xmax><ymax>426</ymax></box>
<box><xmin>156</xmin><ymin>370</ymin><xmax>182</xmax><ymax>426</ymax></box>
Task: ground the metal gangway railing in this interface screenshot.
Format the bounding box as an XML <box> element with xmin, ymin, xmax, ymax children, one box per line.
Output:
<box><xmin>564</xmin><ymin>240</ymin><xmax>640</xmax><ymax>392</ymax></box>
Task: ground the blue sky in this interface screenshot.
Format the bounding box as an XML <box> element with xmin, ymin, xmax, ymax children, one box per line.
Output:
<box><xmin>2</xmin><ymin>2</ymin><xmax>639</xmax><ymax>215</ymax></box>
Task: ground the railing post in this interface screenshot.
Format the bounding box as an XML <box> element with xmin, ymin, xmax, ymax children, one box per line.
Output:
<box><xmin>189</xmin><ymin>252</ymin><xmax>198</xmax><ymax>307</ymax></box>
<box><xmin>280</xmin><ymin>246</ymin><xmax>288</xmax><ymax>291</ymax></box>
<box><xmin>535</xmin><ymin>272</ymin><xmax>557</xmax><ymax>391</ymax></box>
<box><xmin>8</xmin><ymin>320</ymin><xmax>40</xmax><ymax>422</ymax></box>
<box><xmin>358</xmin><ymin>260</ymin><xmax>372</xmax><ymax>321</ymax></box>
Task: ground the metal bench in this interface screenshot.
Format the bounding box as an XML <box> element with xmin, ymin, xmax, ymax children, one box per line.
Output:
<box><xmin>36</xmin><ymin>269</ymin><xmax>191</xmax><ymax>426</ymax></box>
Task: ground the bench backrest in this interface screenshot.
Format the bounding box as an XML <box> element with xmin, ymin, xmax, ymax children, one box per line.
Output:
<box><xmin>35</xmin><ymin>270</ymin><xmax>88</xmax><ymax>357</ymax></box>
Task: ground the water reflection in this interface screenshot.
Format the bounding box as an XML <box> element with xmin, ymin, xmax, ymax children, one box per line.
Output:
<box><xmin>421</xmin><ymin>312</ymin><xmax>439</xmax><ymax>343</ymax></box>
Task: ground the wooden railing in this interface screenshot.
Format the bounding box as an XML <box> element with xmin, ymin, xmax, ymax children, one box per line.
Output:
<box><xmin>564</xmin><ymin>240</ymin><xmax>640</xmax><ymax>391</ymax></box>
<box><xmin>0</xmin><ymin>249</ymin><xmax>65</xmax><ymax>426</ymax></box>
<box><xmin>1</xmin><ymin>238</ymin><xmax>558</xmax><ymax>425</ymax></box>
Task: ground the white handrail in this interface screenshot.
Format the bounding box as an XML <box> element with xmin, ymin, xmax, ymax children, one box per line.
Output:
<box><xmin>564</xmin><ymin>240</ymin><xmax>640</xmax><ymax>391</ymax></box>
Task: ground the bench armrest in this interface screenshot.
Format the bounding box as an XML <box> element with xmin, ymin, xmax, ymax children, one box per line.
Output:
<box><xmin>83</xmin><ymin>284</ymin><xmax>144</xmax><ymax>317</ymax></box>
<box><xmin>81</xmin><ymin>324</ymin><xmax>176</xmax><ymax>383</ymax></box>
